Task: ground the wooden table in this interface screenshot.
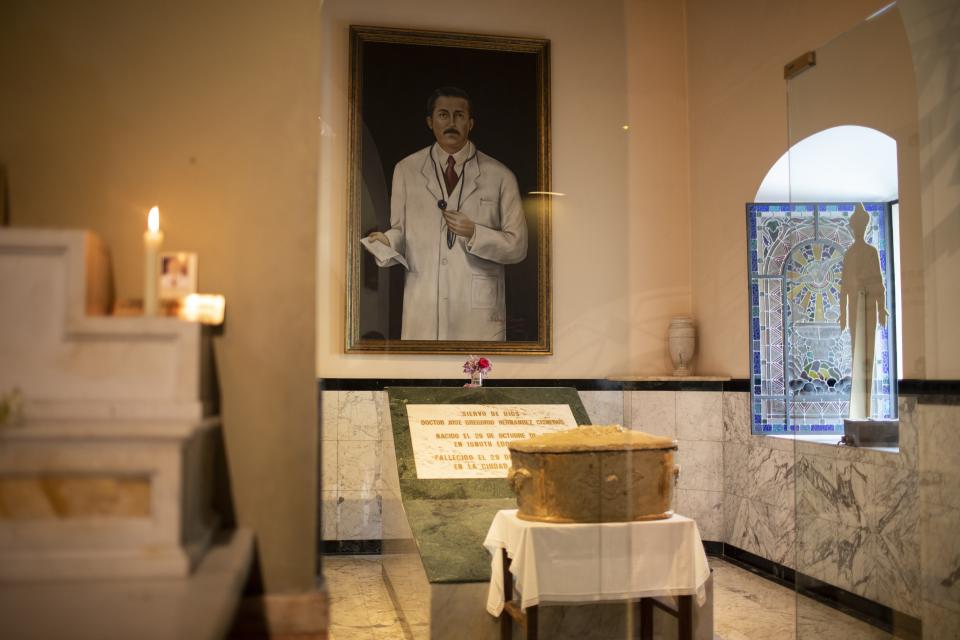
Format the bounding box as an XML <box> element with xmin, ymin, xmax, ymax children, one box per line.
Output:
<box><xmin>499</xmin><ymin>550</ymin><xmax>696</xmax><ymax>640</ymax></box>
<box><xmin>484</xmin><ymin>511</ymin><xmax>710</xmax><ymax>640</ymax></box>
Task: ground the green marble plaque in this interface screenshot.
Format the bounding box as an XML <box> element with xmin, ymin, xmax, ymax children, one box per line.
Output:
<box><xmin>385</xmin><ymin>387</ymin><xmax>590</xmax><ymax>583</ymax></box>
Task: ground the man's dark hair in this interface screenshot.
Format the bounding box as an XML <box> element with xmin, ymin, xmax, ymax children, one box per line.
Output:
<box><xmin>426</xmin><ymin>86</ymin><xmax>473</xmax><ymax>118</ymax></box>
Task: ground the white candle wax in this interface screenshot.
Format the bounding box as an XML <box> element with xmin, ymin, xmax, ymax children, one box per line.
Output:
<box><xmin>144</xmin><ymin>206</ymin><xmax>163</xmax><ymax>316</ymax></box>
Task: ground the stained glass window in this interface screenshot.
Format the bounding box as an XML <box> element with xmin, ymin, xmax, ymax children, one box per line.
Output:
<box><xmin>747</xmin><ymin>203</ymin><xmax>897</xmax><ymax>434</ymax></box>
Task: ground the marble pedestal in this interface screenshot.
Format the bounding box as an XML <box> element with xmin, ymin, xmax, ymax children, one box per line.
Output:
<box><xmin>0</xmin><ymin>228</ymin><xmax>222</xmax><ymax>580</ymax></box>
<box><xmin>0</xmin><ymin>417</ymin><xmax>222</xmax><ymax>579</ymax></box>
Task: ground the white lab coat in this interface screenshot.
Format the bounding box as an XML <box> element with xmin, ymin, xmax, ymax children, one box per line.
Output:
<box><xmin>380</xmin><ymin>145</ymin><xmax>528</xmax><ymax>340</ymax></box>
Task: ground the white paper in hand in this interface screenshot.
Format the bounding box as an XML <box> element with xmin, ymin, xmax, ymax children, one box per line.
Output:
<box><xmin>360</xmin><ymin>237</ymin><xmax>409</xmax><ymax>269</ymax></box>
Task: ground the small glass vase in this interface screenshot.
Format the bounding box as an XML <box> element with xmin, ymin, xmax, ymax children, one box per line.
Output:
<box><xmin>467</xmin><ymin>371</ymin><xmax>483</xmax><ymax>387</ymax></box>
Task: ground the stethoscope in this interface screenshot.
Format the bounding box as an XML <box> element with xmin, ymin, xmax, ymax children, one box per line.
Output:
<box><xmin>431</xmin><ymin>145</ymin><xmax>479</xmax><ymax>248</ymax></box>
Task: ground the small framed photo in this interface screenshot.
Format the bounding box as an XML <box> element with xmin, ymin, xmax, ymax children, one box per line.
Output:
<box><xmin>159</xmin><ymin>252</ymin><xmax>198</xmax><ymax>300</ymax></box>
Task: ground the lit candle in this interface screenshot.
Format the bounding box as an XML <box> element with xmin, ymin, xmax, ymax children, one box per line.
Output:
<box><xmin>144</xmin><ymin>206</ymin><xmax>163</xmax><ymax>315</ymax></box>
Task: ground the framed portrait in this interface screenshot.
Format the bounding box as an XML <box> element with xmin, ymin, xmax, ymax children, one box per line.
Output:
<box><xmin>345</xmin><ymin>25</ymin><xmax>552</xmax><ymax>355</ymax></box>
<box><xmin>158</xmin><ymin>251</ymin><xmax>198</xmax><ymax>300</ymax></box>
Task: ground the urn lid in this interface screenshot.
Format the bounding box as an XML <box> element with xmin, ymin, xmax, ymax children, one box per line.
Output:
<box><xmin>507</xmin><ymin>425</ymin><xmax>677</xmax><ymax>453</ymax></box>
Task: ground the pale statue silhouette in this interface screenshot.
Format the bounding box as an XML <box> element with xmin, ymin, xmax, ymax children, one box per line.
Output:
<box><xmin>837</xmin><ymin>206</ymin><xmax>887</xmax><ymax>418</ymax></box>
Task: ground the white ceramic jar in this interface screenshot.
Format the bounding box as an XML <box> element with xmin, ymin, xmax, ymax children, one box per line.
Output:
<box><xmin>668</xmin><ymin>316</ymin><xmax>696</xmax><ymax>376</ymax></box>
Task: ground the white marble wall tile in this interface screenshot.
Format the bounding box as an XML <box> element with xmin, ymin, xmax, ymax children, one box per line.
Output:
<box><xmin>321</xmin><ymin>390</ymin><xmax>339</xmax><ymax>441</ymax></box>
<box><xmin>677</xmin><ymin>391</ymin><xmax>723</xmax><ymax>441</ymax></box>
<box><xmin>833</xmin><ymin>442</ymin><xmax>906</xmax><ymax>469</ymax></box>
<box><xmin>795</xmin><ymin>453</ymin><xmax>831</xmax><ymax>519</ymax></box>
<box><xmin>795</xmin><ymin>455</ymin><xmax>867</xmax><ymax>529</ymax></box>
<box><xmin>794</xmin><ymin>439</ymin><xmax>842</xmax><ymax>460</ymax></box>
<box><xmin>338</xmin><ymin>439</ymin><xmax>381</xmax><ymax>493</ymax></box>
<box><xmin>724</xmin><ymin>494</ymin><xmax>795</xmax><ymax>567</ymax></box>
<box><xmin>896</xmin><ymin>395</ymin><xmax>919</xmax><ymax>470</ymax></box>
<box><xmin>621</xmin><ymin>392</ymin><xmax>632</xmax><ymax>429</ymax></box>
<box><xmin>722</xmin><ymin>492</ymin><xmax>741</xmax><ymax>543</ymax></box>
<box><xmin>919</xmin><ymin>403</ymin><xmax>960</xmax><ymax>511</ymax></box>
<box><xmin>321</xmin><ymin>440</ymin><xmax>338</xmax><ymax>491</ymax></box>
<box><xmin>338</xmin><ymin>391</ymin><xmax>383</xmax><ymax>441</ymax></box>
<box><xmin>723</xmin><ymin>442</ymin><xmax>750</xmax><ymax>498</ymax></box>
<box><xmin>751</xmin><ymin>433</ymin><xmax>796</xmax><ymax>452</ymax></box>
<box><xmin>724</xmin><ymin>442</ymin><xmax>794</xmax><ymax>508</ymax></box>
<box><xmin>321</xmin><ymin>490</ymin><xmax>338</xmax><ymax>540</ymax></box>
<box><xmin>629</xmin><ymin>391</ymin><xmax>676</xmax><ymax>437</ymax></box>
<box><xmin>920</xmin><ymin>501</ymin><xmax>960</xmax><ymax>615</ymax></box>
<box><xmin>624</xmin><ymin>390</ymin><xmax>642</xmax><ymax>431</ymax></box>
<box><xmin>338</xmin><ymin>491</ymin><xmax>382</xmax><ymax>540</ymax></box>
<box><xmin>796</xmin><ymin>514</ymin><xmax>851</xmax><ymax>589</ymax></box>
<box><xmin>722</xmin><ymin>392</ymin><xmax>752</xmax><ymax>444</ymax></box>
<box><xmin>835</xmin><ymin>460</ymin><xmax>869</xmax><ymax>529</ymax></box>
<box><xmin>922</xmin><ymin>600</ymin><xmax>960</xmax><ymax>640</ymax></box>
<box><xmin>374</xmin><ymin>391</ymin><xmax>393</xmax><ymax>441</ymax></box>
<box><xmin>846</xmin><ymin>530</ymin><xmax>880</xmax><ymax>602</ymax></box>
<box><xmin>675</xmin><ymin>489</ymin><xmax>723</xmax><ymax>541</ymax></box>
<box><xmin>675</xmin><ymin>440</ymin><xmax>722</xmax><ymax>492</ymax></box>
<box><xmin>754</xmin><ymin>447</ymin><xmax>795</xmax><ymax>509</ymax></box>
<box><xmin>802</xmin><ymin>517</ymin><xmax>881</xmax><ymax>600</ymax></box>
<box><xmin>380</xmin><ymin>438</ymin><xmax>400</xmax><ymax>494</ymax></box>
<box><xmin>578</xmin><ymin>391</ymin><xmax>624</xmax><ymax>426</ymax></box>
<box><xmin>866</xmin><ymin>464</ymin><xmax>918</xmax><ymax>539</ymax></box>
<box><xmin>867</xmin><ymin>527</ymin><xmax>921</xmax><ymax>617</ymax></box>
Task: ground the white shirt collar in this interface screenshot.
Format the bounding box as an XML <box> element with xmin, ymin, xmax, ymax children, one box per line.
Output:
<box><xmin>434</xmin><ymin>141</ymin><xmax>475</xmax><ymax>172</ymax></box>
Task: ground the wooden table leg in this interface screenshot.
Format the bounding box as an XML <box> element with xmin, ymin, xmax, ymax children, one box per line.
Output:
<box><xmin>639</xmin><ymin>598</ymin><xmax>653</xmax><ymax>640</ymax></box>
<box><xmin>501</xmin><ymin>551</ymin><xmax>513</xmax><ymax>640</ymax></box>
<box><xmin>526</xmin><ymin>605</ymin><xmax>538</xmax><ymax>640</ymax></box>
<box><xmin>678</xmin><ymin>595</ymin><xmax>693</xmax><ymax>640</ymax></box>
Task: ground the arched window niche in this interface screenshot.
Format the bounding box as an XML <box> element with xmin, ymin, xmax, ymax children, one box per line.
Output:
<box><xmin>748</xmin><ymin>125</ymin><xmax>901</xmax><ymax>435</ymax></box>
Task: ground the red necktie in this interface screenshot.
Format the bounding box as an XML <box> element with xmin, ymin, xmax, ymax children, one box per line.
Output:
<box><xmin>444</xmin><ymin>156</ymin><xmax>458</xmax><ymax>248</ymax></box>
<box><xmin>444</xmin><ymin>156</ymin><xmax>459</xmax><ymax>196</ymax></box>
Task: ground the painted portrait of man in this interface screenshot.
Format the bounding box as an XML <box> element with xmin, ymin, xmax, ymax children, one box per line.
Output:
<box><xmin>347</xmin><ymin>27</ymin><xmax>551</xmax><ymax>354</ymax></box>
<box><xmin>362</xmin><ymin>86</ymin><xmax>528</xmax><ymax>341</ymax></box>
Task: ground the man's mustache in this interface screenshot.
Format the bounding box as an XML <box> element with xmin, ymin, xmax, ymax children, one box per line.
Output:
<box><xmin>443</xmin><ymin>128</ymin><xmax>460</xmax><ymax>135</ymax></box>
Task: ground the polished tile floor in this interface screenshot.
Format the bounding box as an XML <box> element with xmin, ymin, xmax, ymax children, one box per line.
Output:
<box><xmin>324</xmin><ymin>555</ymin><xmax>896</xmax><ymax>640</ymax></box>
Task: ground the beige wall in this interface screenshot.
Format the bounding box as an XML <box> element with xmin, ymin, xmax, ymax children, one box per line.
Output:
<box><xmin>687</xmin><ymin>0</ymin><xmax>958</xmax><ymax>380</ymax></box>
<box><xmin>787</xmin><ymin>11</ymin><xmax>924</xmax><ymax>379</ymax></box>
<box><xmin>685</xmin><ymin>0</ymin><xmax>896</xmax><ymax>378</ymax></box>
<box><xmin>0</xmin><ymin>1</ymin><xmax>320</xmax><ymax>592</ymax></box>
<box><xmin>625</xmin><ymin>1</ymin><xmax>694</xmax><ymax>373</ymax></box>
<box><xmin>899</xmin><ymin>0</ymin><xmax>960</xmax><ymax>379</ymax></box>
<box><xmin>316</xmin><ymin>0</ymin><xmax>693</xmax><ymax>378</ymax></box>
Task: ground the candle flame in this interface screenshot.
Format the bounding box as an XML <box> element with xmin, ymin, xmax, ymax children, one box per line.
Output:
<box><xmin>148</xmin><ymin>206</ymin><xmax>160</xmax><ymax>232</ymax></box>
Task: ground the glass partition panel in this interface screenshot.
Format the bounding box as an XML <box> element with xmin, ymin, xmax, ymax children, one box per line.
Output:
<box><xmin>787</xmin><ymin>5</ymin><xmax>921</xmax><ymax>639</ymax></box>
<box><xmin>317</xmin><ymin>1</ymin><xmax>641</xmax><ymax>637</ymax></box>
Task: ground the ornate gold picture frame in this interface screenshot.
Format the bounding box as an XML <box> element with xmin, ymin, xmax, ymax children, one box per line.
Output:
<box><xmin>345</xmin><ymin>26</ymin><xmax>552</xmax><ymax>355</ymax></box>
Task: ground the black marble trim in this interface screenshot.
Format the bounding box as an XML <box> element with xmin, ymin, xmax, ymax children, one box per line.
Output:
<box><xmin>719</xmin><ymin>543</ymin><xmax>795</xmax><ymax>588</ymax></box>
<box><xmin>318</xmin><ymin>378</ymin><xmax>752</xmax><ymax>392</ymax></box>
<box><xmin>321</xmin><ymin>539</ymin><xmax>382</xmax><ymax>555</ymax></box>
<box><xmin>899</xmin><ymin>379</ymin><xmax>960</xmax><ymax>404</ymax></box>
<box><xmin>723</xmin><ymin>378</ymin><xmax>751</xmax><ymax>392</ymax></box>
<box><xmin>797</xmin><ymin>573</ymin><xmax>922</xmax><ymax>640</ymax></box>
<box><xmin>720</xmin><ymin>543</ymin><xmax>922</xmax><ymax>639</ymax></box>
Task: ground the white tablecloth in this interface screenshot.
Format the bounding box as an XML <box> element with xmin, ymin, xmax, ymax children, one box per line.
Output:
<box><xmin>484</xmin><ymin>510</ymin><xmax>710</xmax><ymax>615</ymax></box>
